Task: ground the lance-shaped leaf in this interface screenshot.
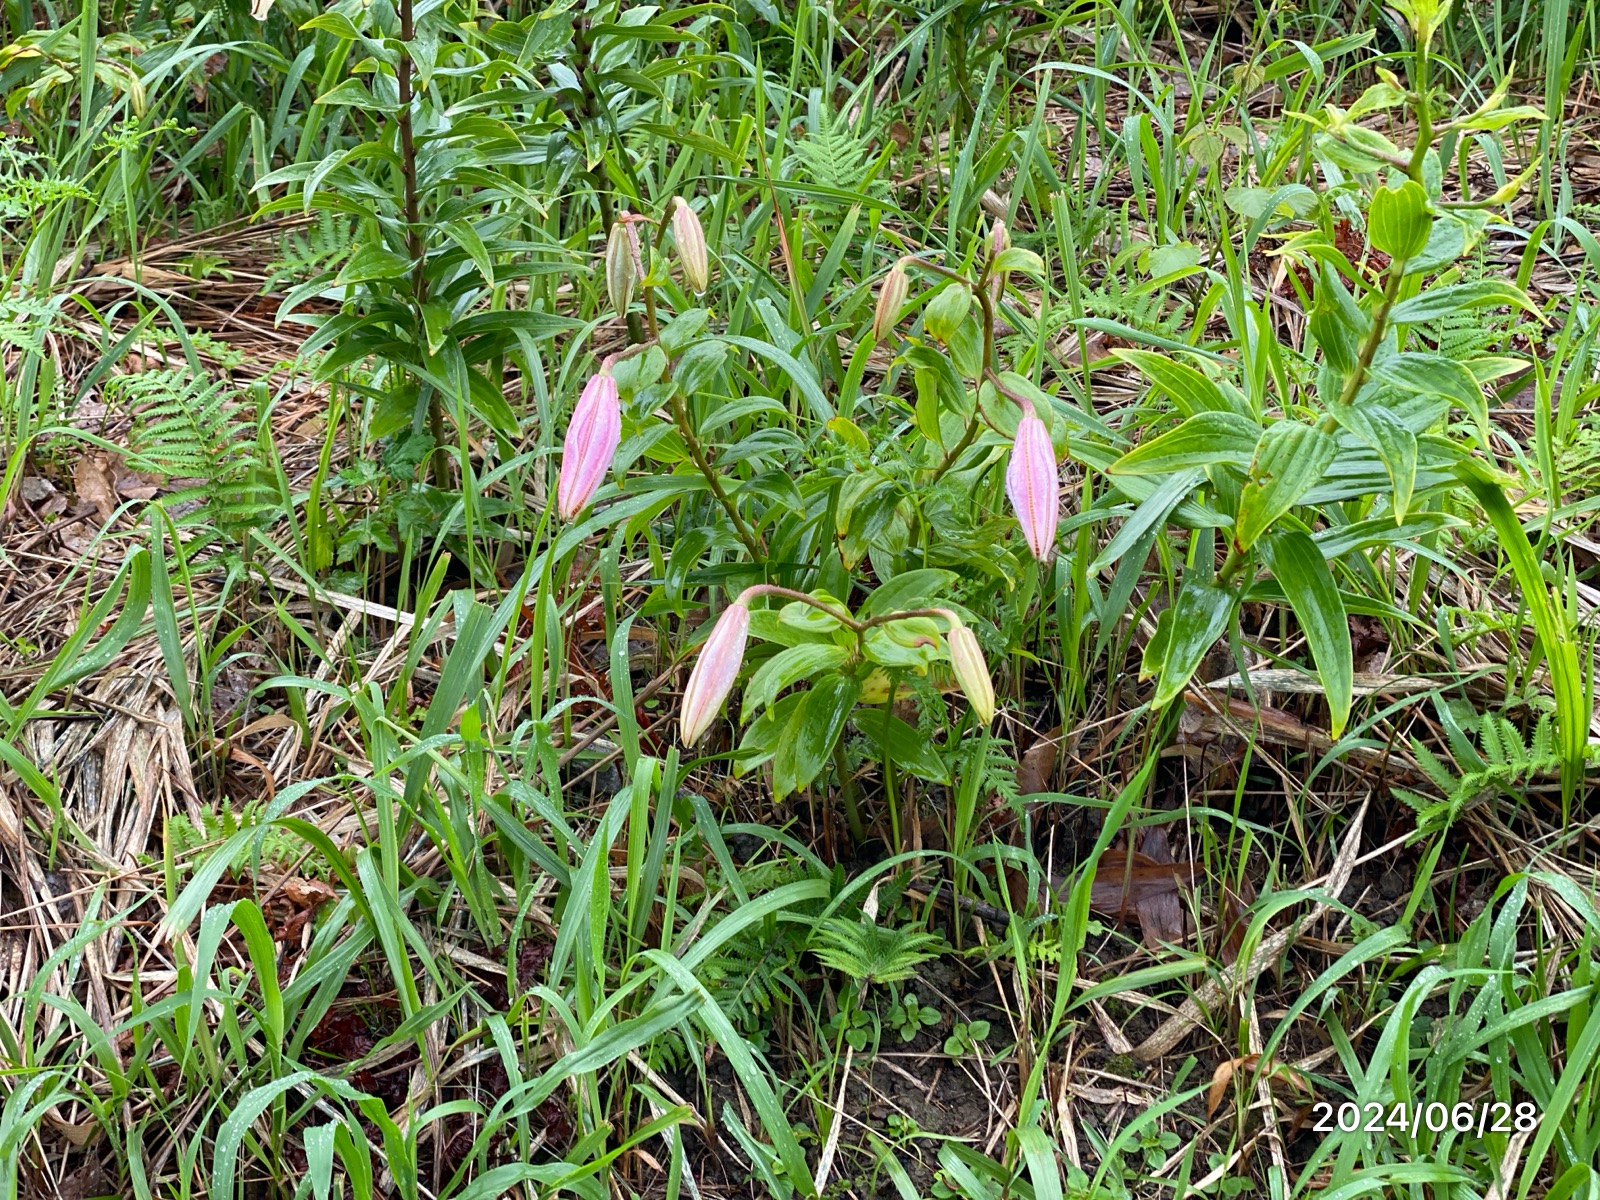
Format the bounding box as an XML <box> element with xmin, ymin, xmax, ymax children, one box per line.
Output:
<box><xmin>1260</xmin><ymin>530</ymin><xmax>1353</xmax><ymax>737</ymax></box>
<box><xmin>1109</xmin><ymin>411</ymin><xmax>1262</xmax><ymax>476</ymax></box>
<box><xmin>1233</xmin><ymin>421</ymin><xmax>1336</xmax><ymax>550</ymax></box>
<box><xmin>1152</xmin><ymin>578</ymin><xmax>1236</xmax><ymax>709</ymax></box>
<box><xmin>1331</xmin><ymin>403</ymin><xmax>1417</xmax><ymax>520</ymax></box>
<box><xmin>1113</xmin><ymin>348</ymin><xmax>1250</xmax><ymax>417</ymax></box>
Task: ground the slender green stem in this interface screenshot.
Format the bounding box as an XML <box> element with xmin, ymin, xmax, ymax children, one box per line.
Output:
<box><xmin>929</xmin><ymin>417</ymin><xmax>982</xmax><ymax>482</ymax></box>
<box><xmin>670</xmin><ymin>391</ymin><xmax>766</xmax><ymax>558</ymax></box>
<box><xmin>1313</xmin><ymin>258</ymin><xmax>1407</xmax><ymax>443</ymax></box>
<box><xmin>909</xmin><ymin>257</ymin><xmax>1007</xmax><ymax>483</ymax></box>
<box><xmin>1405</xmin><ymin>39</ymin><xmax>1432</xmax><ymax>181</ymax></box>
<box><xmin>832</xmin><ymin>738</ymin><xmax>867</xmax><ymax>844</ymax></box>
<box><xmin>394</xmin><ymin>0</ymin><xmax>449</xmax><ymax>487</ymax></box>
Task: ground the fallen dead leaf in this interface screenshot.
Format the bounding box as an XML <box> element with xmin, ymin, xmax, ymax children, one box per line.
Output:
<box><xmin>73</xmin><ymin>454</ymin><xmax>118</xmax><ymax>522</ymax></box>
<box><xmin>1216</xmin><ymin>877</ymin><xmax>1257</xmax><ymax>966</ymax></box>
<box><xmin>1207</xmin><ymin>1052</ymin><xmax>1314</xmax><ymax>1117</ymax></box>
<box><xmin>1207</xmin><ymin>1053</ymin><xmax>1261</xmax><ymax>1117</ymax></box>
<box><xmin>1087</xmin><ymin>850</ymin><xmax>1196</xmax><ymax>918</ymax></box>
<box><xmin>1015</xmin><ymin>726</ymin><xmax>1061</xmax><ymax>795</ymax></box>
<box><xmin>1134</xmin><ymin>826</ymin><xmax>1188</xmax><ymax>948</ymax></box>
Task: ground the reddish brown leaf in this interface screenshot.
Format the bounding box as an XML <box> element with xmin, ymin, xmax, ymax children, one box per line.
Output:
<box><xmin>1088</xmin><ymin>851</ymin><xmax>1195</xmax><ymax>917</ymax></box>
<box><xmin>1015</xmin><ymin>726</ymin><xmax>1061</xmax><ymax>796</ymax></box>
<box><xmin>1133</xmin><ymin>826</ymin><xmax>1188</xmax><ymax>948</ymax></box>
<box><xmin>1216</xmin><ymin>878</ymin><xmax>1257</xmax><ymax>965</ymax></box>
<box><xmin>1207</xmin><ymin>1053</ymin><xmax>1260</xmax><ymax>1117</ymax></box>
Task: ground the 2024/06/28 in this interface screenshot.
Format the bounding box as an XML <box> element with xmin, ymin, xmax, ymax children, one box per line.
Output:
<box><xmin>1313</xmin><ymin>1100</ymin><xmax>1540</xmax><ymax>1138</ymax></box>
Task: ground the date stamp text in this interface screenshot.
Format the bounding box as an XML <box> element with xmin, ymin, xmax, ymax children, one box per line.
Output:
<box><xmin>1312</xmin><ymin>1101</ymin><xmax>1540</xmax><ymax>1137</ymax></box>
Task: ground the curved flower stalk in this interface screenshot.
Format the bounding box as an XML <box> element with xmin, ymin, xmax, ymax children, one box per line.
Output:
<box><xmin>1006</xmin><ymin>402</ymin><xmax>1059</xmax><ymax>561</ymax></box>
<box><xmin>556</xmin><ymin>371</ymin><xmax>621</xmax><ymax>520</ymax></box>
<box><xmin>679</xmin><ymin>599</ymin><xmax>751</xmax><ymax>744</ymax></box>
<box><xmin>677</xmin><ymin>589</ymin><xmax>998</xmax><ymax>746</ymax></box>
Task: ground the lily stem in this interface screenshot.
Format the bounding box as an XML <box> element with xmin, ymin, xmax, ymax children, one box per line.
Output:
<box><xmin>670</xmin><ymin>391</ymin><xmax>766</xmax><ymax>558</ymax></box>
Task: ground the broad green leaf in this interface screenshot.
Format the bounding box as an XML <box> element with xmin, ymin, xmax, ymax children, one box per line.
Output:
<box><xmin>778</xmin><ymin>598</ymin><xmax>845</xmax><ymax>633</ymax></box>
<box><xmin>1372</xmin><ymin>352</ymin><xmax>1489</xmax><ymax>441</ymax></box>
<box><xmin>658</xmin><ymin>308</ymin><xmax>709</xmax><ymax>356</ymax></box>
<box><xmin>742</xmin><ymin>645</ymin><xmax>850</xmax><ymax>720</ymax></box>
<box><xmin>1223</xmin><ymin>183</ymin><xmax>1318</xmax><ymax>219</ymax></box>
<box><xmin>863</xmin><ymin>621</ymin><xmax>940</xmax><ymax>671</ymax></box>
<box><xmin>858</xmin><ymin>569</ymin><xmax>959</xmax><ymax>618</ymax></box>
<box><xmin>1261</xmin><ymin>531</ymin><xmax>1353</xmax><ymax>736</ymax></box>
<box><xmin>1090</xmin><ymin>468</ymin><xmax>1202</xmax><ymax>574</ymax></box>
<box><xmin>992</xmin><ymin>247</ymin><xmax>1045</xmax><ymax>276</ymax></box>
<box><xmin>1234</xmin><ymin>422</ymin><xmax>1337</xmax><ymax>549</ymax></box>
<box><xmin>1332</xmin><ymin>403</ymin><xmax>1417</xmax><ymax>519</ymax></box>
<box><xmin>746</xmin><ymin>608</ymin><xmax>835</xmax><ymax>649</ymax></box>
<box><xmin>923</xmin><ymin>284</ymin><xmax>972</xmax><ymax>342</ymax></box>
<box><xmin>1367</xmin><ymin>180</ymin><xmax>1431</xmax><ymax>261</ymax></box>
<box><xmin>335</xmin><ymin>242</ymin><xmax>410</xmax><ymax>285</ymax></box>
<box><xmin>1313</xmin><ymin>512</ymin><xmax>1459</xmax><ymax>557</ymax></box>
<box><xmin>734</xmin><ymin>692</ymin><xmax>804</xmax><ymax>773</ymax></box>
<box><xmin>1108</xmin><ymin>412</ymin><xmax>1261</xmax><ymax>476</ymax></box>
<box><xmin>671</xmin><ymin>340</ymin><xmax>727</xmax><ymax>397</ymax></box>
<box><xmin>1308</xmin><ymin>263</ymin><xmax>1369</xmax><ymax>375</ymax></box>
<box><xmin>947</xmin><ymin>309</ymin><xmax>984</xmax><ymax>378</ymax></box>
<box><xmin>1112</xmin><ymin>349</ymin><xmax>1248</xmax><ymax>417</ymax></box>
<box><xmin>314</xmin><ymin>78</ymin><xmax>398</xmax><ymax>112</ymax></box>
<box><xmin>774</xmin><ymin>675</ymin><xmax>858</xmax><ymax>798</ymax></box>
<box><xmin>1390</xmin><ymin>280</ymin><xmax>1540</xmax><ymax>324</ymax></box>
<box><xmin>854</xmin><ymin>709</ymin><xmax>950</xmax><ymax>783</ymax></box>
<box><xmin>1153</xmin><ymin>579</ymin><xmax>1236</xmax><ymax>709</ymax></box>
<box><xmin>300</xmin><ymin>11</ymin><xmax>363</xmax><ymax>37</ymax></box>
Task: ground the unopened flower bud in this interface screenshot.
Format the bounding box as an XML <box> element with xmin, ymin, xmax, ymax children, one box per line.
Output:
<box><xmin>990</xmin><ymin>219</ymin><xmax>1010</xmax><ymax>258</ymax></box>
<box><xmin>672</xmin><ymin>199</ymin><xmax>710</xmax><ymax>293</ymax></box>
<box><xmin>557</xmin><ymin>371</ymin><xmax>621</xmax><ymax>520</ymax></box>
<box><xmin>1005</xmin><ymin>404</ymin><xmax>1059</xmax><ymax>561</ymax></box>
<box><xmin>680</xmin><ymin>600</ymin><xmax>751</xmax><ymax>744</ymax></box>
<box><xmin>872</xmin><ymin>260</ymin><xmax>910</xmax><ymax>342</ymax></box>
<box><xmin>923</xmin><ymin>283</ymin><xmax>972</xmax><ymax>343</ymax></box>
<box><xmin>605</xmin><ymin>217</ymin><xmax>637</xmax><ymax>319</ymax></box>
<box><xmin>946</xmin><ymin>623</ymin><xmax>995</xmax><ymax>726</ymax></box>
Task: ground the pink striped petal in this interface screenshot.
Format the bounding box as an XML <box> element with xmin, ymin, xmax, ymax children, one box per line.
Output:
<box><xmin>680</xmin><ymin>602</ymin><xmax>750</xmax><ymax>744</ymax></box>
<box><xmin>1006</xmin><ymin>410</ymin><xmax>1059</xmax><ymax>561</ymax></box>
<box><xmin>557</xmin><ymin>372</ymin><xmax>621</xmax><ymax>520</ymax></box>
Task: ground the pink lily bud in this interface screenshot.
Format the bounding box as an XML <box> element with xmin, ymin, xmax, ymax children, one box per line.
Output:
<box><xmin>680</xmin><ymin>600</ymin><xmax>751</xmax><ymax>744</ymax></box>
<box><xmin>872</xmin><ymin>259</ymin><xmax>910</xmax><ymax>342</ymax></box>
<box><xmin>990</xmin><ymin>219</ymin><xmax>1010</xmax><ymax>258</ymax></box>
<box><xmin>556</xmin><ymin>372</ymin><xmax>622</xmax><ymax>520</ymax></box>
<box><xmin>605</xmin><ymin>217</ymin><xmax>637</xmax><ymax>319</ymax></box>
<box><xmin>1005</xmin><ymin>405</ymin><xmax>1059</xmax><ymax>561</ymax></box>
<box><xmin>946</xmin><ymin>622</ymin><xmax>995</xmax><ymax>726</ymax></box>
<box><xmin>672</xmin><ymin>199</ymin><xmax>710</xmax><ymax>293</ymax></box>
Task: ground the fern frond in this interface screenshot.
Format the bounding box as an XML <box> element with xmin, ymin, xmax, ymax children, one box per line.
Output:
<box><xmin>103</xmin><ymin>368</ymin><xmax>275</xmax><ymax>538</ymax></box>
